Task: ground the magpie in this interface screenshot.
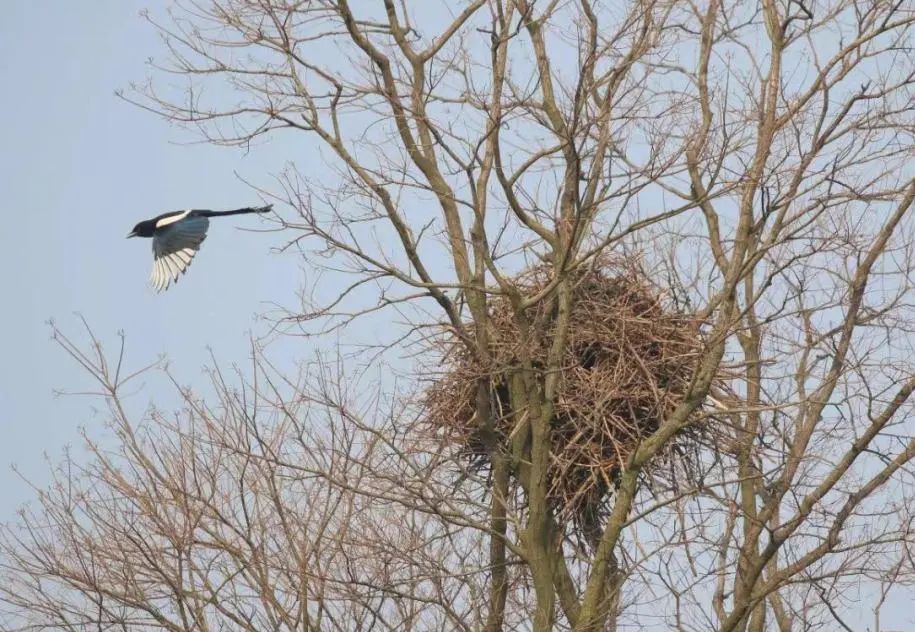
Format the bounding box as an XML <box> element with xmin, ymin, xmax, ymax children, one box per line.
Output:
<box><xmin>127</xmin><ymin>205</ymin><xmax>272</xmax><ymax>292</ymax></box>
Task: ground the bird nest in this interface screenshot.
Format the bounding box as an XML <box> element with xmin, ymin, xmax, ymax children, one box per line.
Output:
<box><xmin>424</xmin><ymin>260</ymin><xmax>711</xmax><ymax>531</ymax></box>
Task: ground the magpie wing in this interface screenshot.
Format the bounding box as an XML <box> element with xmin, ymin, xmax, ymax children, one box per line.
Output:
<box><xmin>150</xmin><ymin>215</ymin><xmax>210</xmax><ymax>292</ymax></box>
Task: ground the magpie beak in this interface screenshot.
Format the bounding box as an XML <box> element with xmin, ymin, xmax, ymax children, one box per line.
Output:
<box><xmin>126</xmin><ymin>231</ymin><xmax>138</xmax><ymax>238</ymax></box>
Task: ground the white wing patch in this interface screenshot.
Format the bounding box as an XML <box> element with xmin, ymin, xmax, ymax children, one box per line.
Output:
<box><xmin>150</xmin><ymin>215</ymin><xmax>210</xmax><ymax>292</ymax></box>
<box><xmin>155</xmin><ymin>210</ymin><xmax>191</xmax><ymax>229</ymax></box>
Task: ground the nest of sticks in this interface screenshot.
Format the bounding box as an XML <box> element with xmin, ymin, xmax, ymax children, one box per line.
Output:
<box><xmin>424</xmin><ymin>259</ymin><xmax>712</xmax><ymax>532</ymax></box>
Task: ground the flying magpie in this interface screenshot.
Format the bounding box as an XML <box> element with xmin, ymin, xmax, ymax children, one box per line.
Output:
<box><xmin>127</xmin><ymin>205</ymin><xmax>272</xmax><ymax>292</ymax></box>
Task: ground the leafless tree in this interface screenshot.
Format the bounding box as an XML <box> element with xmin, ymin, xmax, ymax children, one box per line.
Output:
<box><xmin>4</xmin><ymin>1</ymin><xmax>915</xmax><ymax>630</ymax></box>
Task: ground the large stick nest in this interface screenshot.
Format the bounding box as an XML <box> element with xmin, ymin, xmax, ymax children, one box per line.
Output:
<box><xmin>424</xmin><ymin>259</ymin><xmax>713</xmax><ymax>531</ymax></box>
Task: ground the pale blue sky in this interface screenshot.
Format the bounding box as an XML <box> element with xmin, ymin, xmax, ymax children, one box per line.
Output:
<box><xmin>0</xmin><ymin>4</ymin><xmax>910</xmax><ymax>629</ymax></box>
<box><xmin>0</xmin><ymin>2</ymin><xmax>309</xmax><ymax>515</ymax></box>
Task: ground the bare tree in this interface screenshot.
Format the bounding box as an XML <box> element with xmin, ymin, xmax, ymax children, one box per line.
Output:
<box><xmin>4</xmin><ymin>1</ymin><xmax>915</xmax><ymax>630</ymax></box>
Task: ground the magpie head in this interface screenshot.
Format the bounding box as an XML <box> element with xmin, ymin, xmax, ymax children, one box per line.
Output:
<box><xmin>127</xmin><ymin>219</ymin><xmax>156</xmax><ymax>239</ymax></box>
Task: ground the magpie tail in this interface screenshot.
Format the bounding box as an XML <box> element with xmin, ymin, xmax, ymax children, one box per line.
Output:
<box><xmin>200</xmin><ymin>204</ymin><xmax>273</xmax><ymax>218</ymax></box>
